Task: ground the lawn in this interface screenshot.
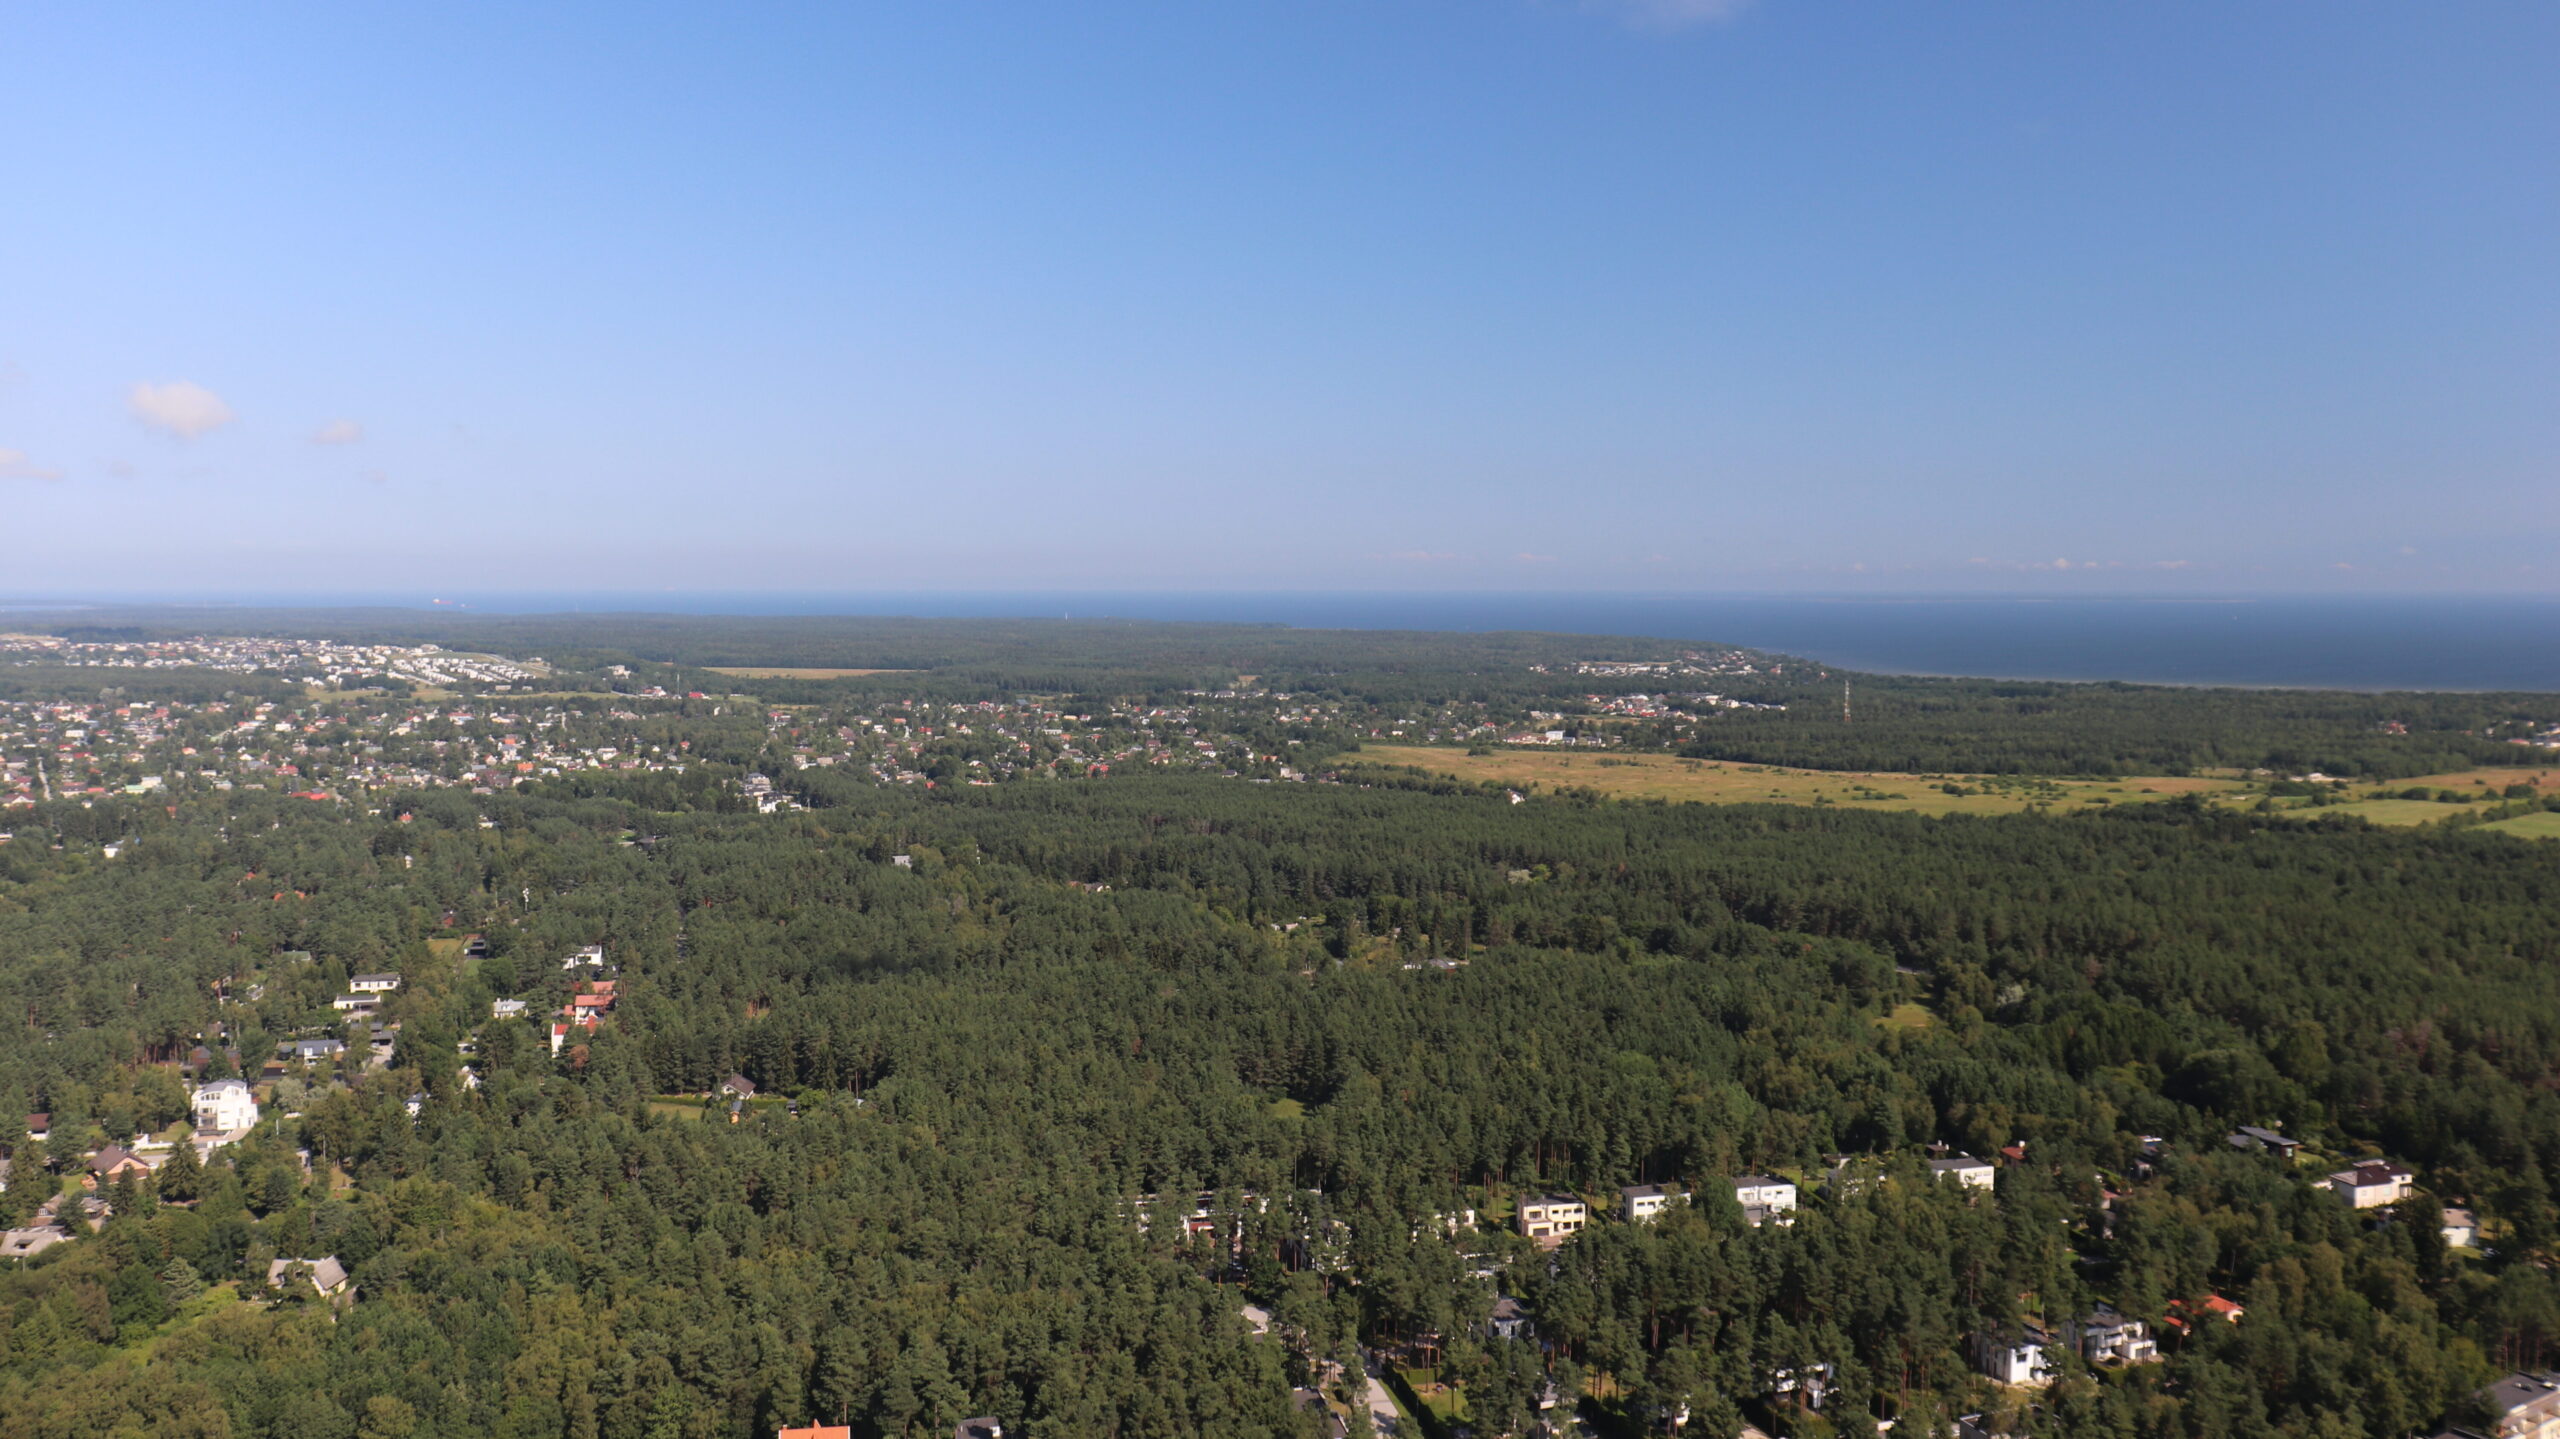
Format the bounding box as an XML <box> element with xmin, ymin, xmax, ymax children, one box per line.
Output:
<box><xmin>2323</xmin><ymin>798</ymin><xmax>2476</xmax><ymax>826</ymax></box>
<box><xmin>2481</xmin><ymin>811</ymin><xmax>2560</xmax><ymax>840</ymax></box>
<box><xmin>1350</xmin><ymin>745</ymin><xmax>2246</xmax><ymax>818</ymax></box>
<box><xmin>1875</xmin><ymin>1002</ymin><xmax>1935</xmax><ymax>1032</ymax></box>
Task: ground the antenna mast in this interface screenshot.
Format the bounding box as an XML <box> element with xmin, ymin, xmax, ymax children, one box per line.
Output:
<box><xmin>1842</xmin><ymin>678</ymin><xmax>1851</xmax><ymax>725</ymax></box>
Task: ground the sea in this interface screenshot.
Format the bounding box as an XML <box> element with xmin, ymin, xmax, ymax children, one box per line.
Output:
<box><xmin>9</xmin><ymin>592</ymin><xmax>2560</xmax><ymax>693</ymax></box>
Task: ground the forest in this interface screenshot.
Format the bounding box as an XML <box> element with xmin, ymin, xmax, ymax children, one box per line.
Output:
<box><xmin>0</xmin><ymin>742</ymin><xmax>2556</xmax><ymax>1437</ymax></box>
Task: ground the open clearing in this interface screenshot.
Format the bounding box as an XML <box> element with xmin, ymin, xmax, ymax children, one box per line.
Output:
<box><xmin>1352</xmin><ymin>745</ymin><xmax>2247</xmax><ymax>817</ymax></box>
<box><xmin>704</xmin><ymin>666</ymin><xmax>913</xmax><ymax>679</ymax></box>
<box><xmin>2482</xmin><ymin>812</ymin><xmax>2560</xmax><ymax>840</ymax></box>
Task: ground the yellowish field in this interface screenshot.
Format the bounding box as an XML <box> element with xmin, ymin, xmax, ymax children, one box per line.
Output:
<box><xmin>2383</xmin><ymin>766</ymin><xmax>2560</xmax><ymax>794</ymax></box>
<box><xmin>1352</xmin><ymin>745</ymin><xmax>2246</xmax><ymax>817</ymax></box>
<box><xmin>704</xmin><ymin>666</ymin><xmax>911</xmax><ymax>679</ymax></box>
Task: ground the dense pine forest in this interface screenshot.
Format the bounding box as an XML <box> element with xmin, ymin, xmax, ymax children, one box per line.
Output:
<box><xmin>3</xmin><ymin>755</ymin><xmax>2559</xmax><ymax>1437</ymax></box>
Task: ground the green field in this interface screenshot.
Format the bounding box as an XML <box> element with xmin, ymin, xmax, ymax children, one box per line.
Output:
<box><xmin>2482</xmin><ymin>811</ymin><xmax>2560</xmax><ymax>840</ymax></box>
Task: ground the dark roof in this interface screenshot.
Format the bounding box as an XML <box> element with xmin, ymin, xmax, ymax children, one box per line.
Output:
<box><xmin>2481</xmin><ymin>1373</ymin><xmax>2560</xmax><ymax>1419</ymax></box>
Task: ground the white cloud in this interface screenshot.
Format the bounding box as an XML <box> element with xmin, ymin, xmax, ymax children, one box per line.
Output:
<box><xmin>311</xmin><ymin>419</ymin><xmax>364</xmax><ymax>446</ymax></box>
<box><xmin>0</xmin><ymin>447</ymin><xmax>62</xmax><ymax>482</ymax></box>
<box><xmin>1375</xmin><ymin>549</ymin><xmax>1462</xmax><ymax>563</ymax></box>
<box><xmin>1512</xmin><ymin>552</ymin><xmax>1557</xmax><ymax>564</ymax></box>
<box><xmin>128</xmin><ymin>380</ymin><xmax>235</xmax><ymax>439</ymax></box>
<box><xmin>1588</xmin><ymin>0</ymin><xmax>1756</xmax><ymax>31</ymax></box>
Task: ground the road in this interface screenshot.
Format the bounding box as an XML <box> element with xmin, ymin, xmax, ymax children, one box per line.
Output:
<box><xmin>1361</xmin><ymin>1358</ymin><xmax>1401</xmax><ymax>1436</ymax></box>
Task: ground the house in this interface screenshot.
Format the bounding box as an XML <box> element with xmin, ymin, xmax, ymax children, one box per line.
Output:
<box><xmin>284</xmin><ymin>1038</ymin><xmax>346</xmax><ymax>1063</ymax></box>
<box><xmin>348</xmin><ymin>972</ymin><xmax>402</xmax><ymax>994</ymax></box>
<box><xmin>1930</xmin><ymin>1155</ymin><xmax>1997</xmax><ymax>1191</ymax></box>
<box><xmin>1772</xmin><ymin>1362</ymin><xmax>1835</xmax><ymax>1411</ymax></box>
<box><xmin>1621</xmin><ymin>1183</ymin><xmax>1686</xmax><ymax>1222</ymax></box>
<box><xmin>193</xmin><ymin>1078</ymin><xmax>259</xmax><ymax>1135</ymax></box>
<box><xmin>331</xmin><ymin>993</ymin><xmax>380</xmax><ymax>1014</ymax></box>
<box><xmin>2328</xmin><ymin>1160</ymin><xmax>2416</xmax><ymax>1209</ymax></box>
<box><xmin>2477</xmin><ymin>1371</ymin><xmax>2560</xmax><ymax>1439</ymax></box>
<box><xmin>86</xmin><ymin>1146</ymin><xmax>154</xmax><ymax>1183</ymax></box>
<box><xmin>0</xmin><ymin>1225</ymin><xmax>69</xmax><ymax>1259</ymax></box>
<box><xmin>267</xmin><ymin>1255</ymin><xmax>351</xmax><ymax>1299</ymax></box>
<box><xmin>1971</xmin><ymin>1325</ymin><xmax>2057</xmax><ymax>1386</ymax></box>
<box><xmin>1488</xmin><ymin>1295</ymin><xmax>1535</xmax><ymax>1341</ymax></box>
<box><xmin>1518</xmin><ymin>1194</ymin><xmax>1587</xmax><ymax>1247</ymax></box>
<box><xmin>1735</xmin><ymin>1175</ymin><xmax>1799</xmax><ymax>1224</ymax></box>
<box><xmin>491</xmin><ymin>998</ymin><xmax>528</xmax><ymax>1020</ymax></box>
<box><xmin>778</xmin><ymin>1429</ymin><xmax>854</xmax><ymax>1439</ymax></box>
<box><xmin>2165</xmin><ymin>1295</ymin><xmax>2245</xmax><ymax>1334</ymax></box>
<box><xmin>25</xmin><ymin>1113</ymin><xmax>48</xmax><ymax>1143</ymax></box>
<box><xmin>721</xmin><ymin>1075</ymin><xmax>757</xmax><ymax>1099</ymax></box>
<box><xmin>2227</xmin><ymin>1125</ymin><xmax>2304</xmax><ymax>1160</ymax></box>
<box><xmin>2066</xmin><ymin>1305</ymin><xmax>2159</xmax><ymax>1365</ymax></box>
<box><xmin>561</xmin><ymin>944</ymin><xmax>605</xmax><ymax>971</ymax></box>
<box><xmin>2444</xmin><ymin>1207</ymin><xmax>2479</xmax><ymax>1248</ymax></box>
<box><xmin>954</xmin><ymin>1421</ymin><xmax>1005</xmax><ymax>1439</ymax></box>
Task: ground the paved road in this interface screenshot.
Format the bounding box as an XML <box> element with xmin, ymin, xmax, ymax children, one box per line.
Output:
<box><xmin>1361</xmin><ymin>1361</ymin><xmax>1400</xmax><ymax>1436</ymax></box>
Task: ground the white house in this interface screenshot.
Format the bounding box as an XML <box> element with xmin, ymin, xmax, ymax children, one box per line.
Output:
<box><xmin>1734</xmin><ymin>1175</ymin><xmax>1799</xmax><ymax>1223</ymax></box>
<box><xmin>2443</xmin><ymin>1206</ymin><xmax>2478</xmax><ymax>1248</ymax></box>
<box><xmin>1930</xmin><ymin>1155</ymin><xmax>1997</xmax><ymax>1191</ymax></box>
<box><xmin>1621</xmin><ymin>1183</ymin><xmax>1686</xmax><ymax>1222</ymax></box>
<box><xmin>561</xmin><ymin>944</ymin><xmax>605</xmax><ymax>971</ymax></box>
<box><xmin>193</xmin><ymin>1078</ymin><xmax>259</xmax><ymax>1135</ymax></box>
<box><xmin>1518</xmin><ymin>1194</ymin><xmax>1587</xmax><ymax>1247</ymax></box>
<box><xmin>491</xmin><ymin>999</ymin><xmax>528</xmax><ymax>1020</ymax></box>
<box><xmin>331</xmin><ymin>993</ymin><xmax>380</xmax><ymax>1014</ymax></box>
<box><xmin>2328</xmin><ymin>1161</ymin><xmax>2415</xmax><ymax>1209</ymax></box>
<box><xmin>1972</xmin><ymin>1326</ymin><xmax>2057</xmax><ymax>1386</ymax></box>
<box><xmin>2067</xmin><ymin>1305</ymin><xmax>2159</xmax><ymax>1365</ymax></box>
<box><xmin>348</xmin><ymin>972</ymin><xmax>401</xmax><ymax>994</ymax></box>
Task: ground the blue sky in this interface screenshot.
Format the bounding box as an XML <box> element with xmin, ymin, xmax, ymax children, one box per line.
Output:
<box><xmin>2</xmin><ymin>2</ymin><xmax>2553</xmax><ymax>597</ymax></box>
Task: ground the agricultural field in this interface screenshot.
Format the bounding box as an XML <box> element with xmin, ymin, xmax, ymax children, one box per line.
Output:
<box><xmin>1351</xmin><ymin>744</ymin><xmax>2247</xmax><ymax>817</ymax></box>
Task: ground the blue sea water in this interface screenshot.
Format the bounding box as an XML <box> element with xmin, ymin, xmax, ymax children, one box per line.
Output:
<box><xmin>12</xmin><ymin>591</ymin><xmax>2560</xmax><ymax>693</ymax></box>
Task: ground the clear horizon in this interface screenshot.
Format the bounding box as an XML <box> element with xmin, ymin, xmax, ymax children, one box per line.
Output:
<box><xmin>4</xmin><ymin>4</ymin><xmax>2555</xmax><ymax>595</ymax></box>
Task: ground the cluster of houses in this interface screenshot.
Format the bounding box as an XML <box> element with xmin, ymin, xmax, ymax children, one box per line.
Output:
<box><xmin>550</xmin><ymin>951</ymin><xmax>619</xmax><ymax>1054</ymax></box>
<box><xmin>1515</xmin><ymin>1174</ymin><xmax>1813</xmax><ymax>1250</ymax></box>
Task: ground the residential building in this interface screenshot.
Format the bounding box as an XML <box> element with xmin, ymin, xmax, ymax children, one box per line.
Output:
<box><xmin>2478</xmin><ymin>1371</ymin><xmax>2560</xmax><ymax>1439</ymax></box>
<box><xmin>284</xmin><ymin>1038</ymin><xmax>346</xmax><ymax>1062</ymax></box>
<box><xmin>348</xmin><ymin>972</ymin><xmax>402</xmax><ymax>994</ymax></box>
<box><xmin>2328</xmin><ymin>1160</ymin><xmax>2416</xmax><ymax>1209</ymax></box>
<box><xmin>2067</xmin><ymin>1305</ymin><xmax>2159</xmax><ymax>1365</ymax></box>
<box><xmin>267</xmin><ymin>1255</ymin><xmax>351</xmax><ymax>1299</ymax></box>
<box><xmin>1488</xmin><ymin>1295</ymin><xmax>1535</xmax><ymax>1341</ymax></box>
<box><xmin>2444</xmin><ymin>1207</ymin><xmax>2479</xmax><ymax>1248</ymax></box>
<box><xmin>1931</xmin><ymin>1155</ymin><xmax>1997</xmax><ymax>1191</ymax></box>
<box><xmin>86</xmin><ymin>1146</ymin><xmax>154</xmax><ymax>1183</ymax></box>
<box><xmin>1971</xmin><ymin>1325</ymin><xmax>2057</xmax><ymax>1386</ymax></box>
<box><xmin>721</xmin><ymin>1075</ymin><xmax>758</xmax><ymax>1099</ymax></box>
<box><xmin>1518</xmin><ymin>1194</ymin><xmax>1587</xmax><ymax>1247</ymax></box>
<box><xmin>778</xmin><ymin>1429</ymin><xmax>854</xmax><ymax>1439</ymax></box>
<box><xmin>1621</xmin><ymin>1183</ymin><xmax>1686</xmax><ymax>1222</ymax></box>
<box><xmin>331</xmin><ymin>993</ymin><xmax>380</xmax><ymax>1014</ymax></box>
<box><xmin>1735</xmin><ymin>1174</ymin><xmax>1799</xmax><ymax>1224</ymax></box>
<box><xmin>193</xmin><ymin>1078</ymin><xmax>259</xmax><ymax>1135</ymax></box>
<box><xmin>491</xmin><ymin>999</ymin><xmax>528</xmax><ymax>1020</ymax></box>
<box><xmin>562</xmin><ymin>944</ymin><xmax>605</xmax><ymax>971</ymax></box>
<box><xmin>2227</xmin><ymin>1125</ymin><xmax>2304</xmax><ymax>1160</ymax></box>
